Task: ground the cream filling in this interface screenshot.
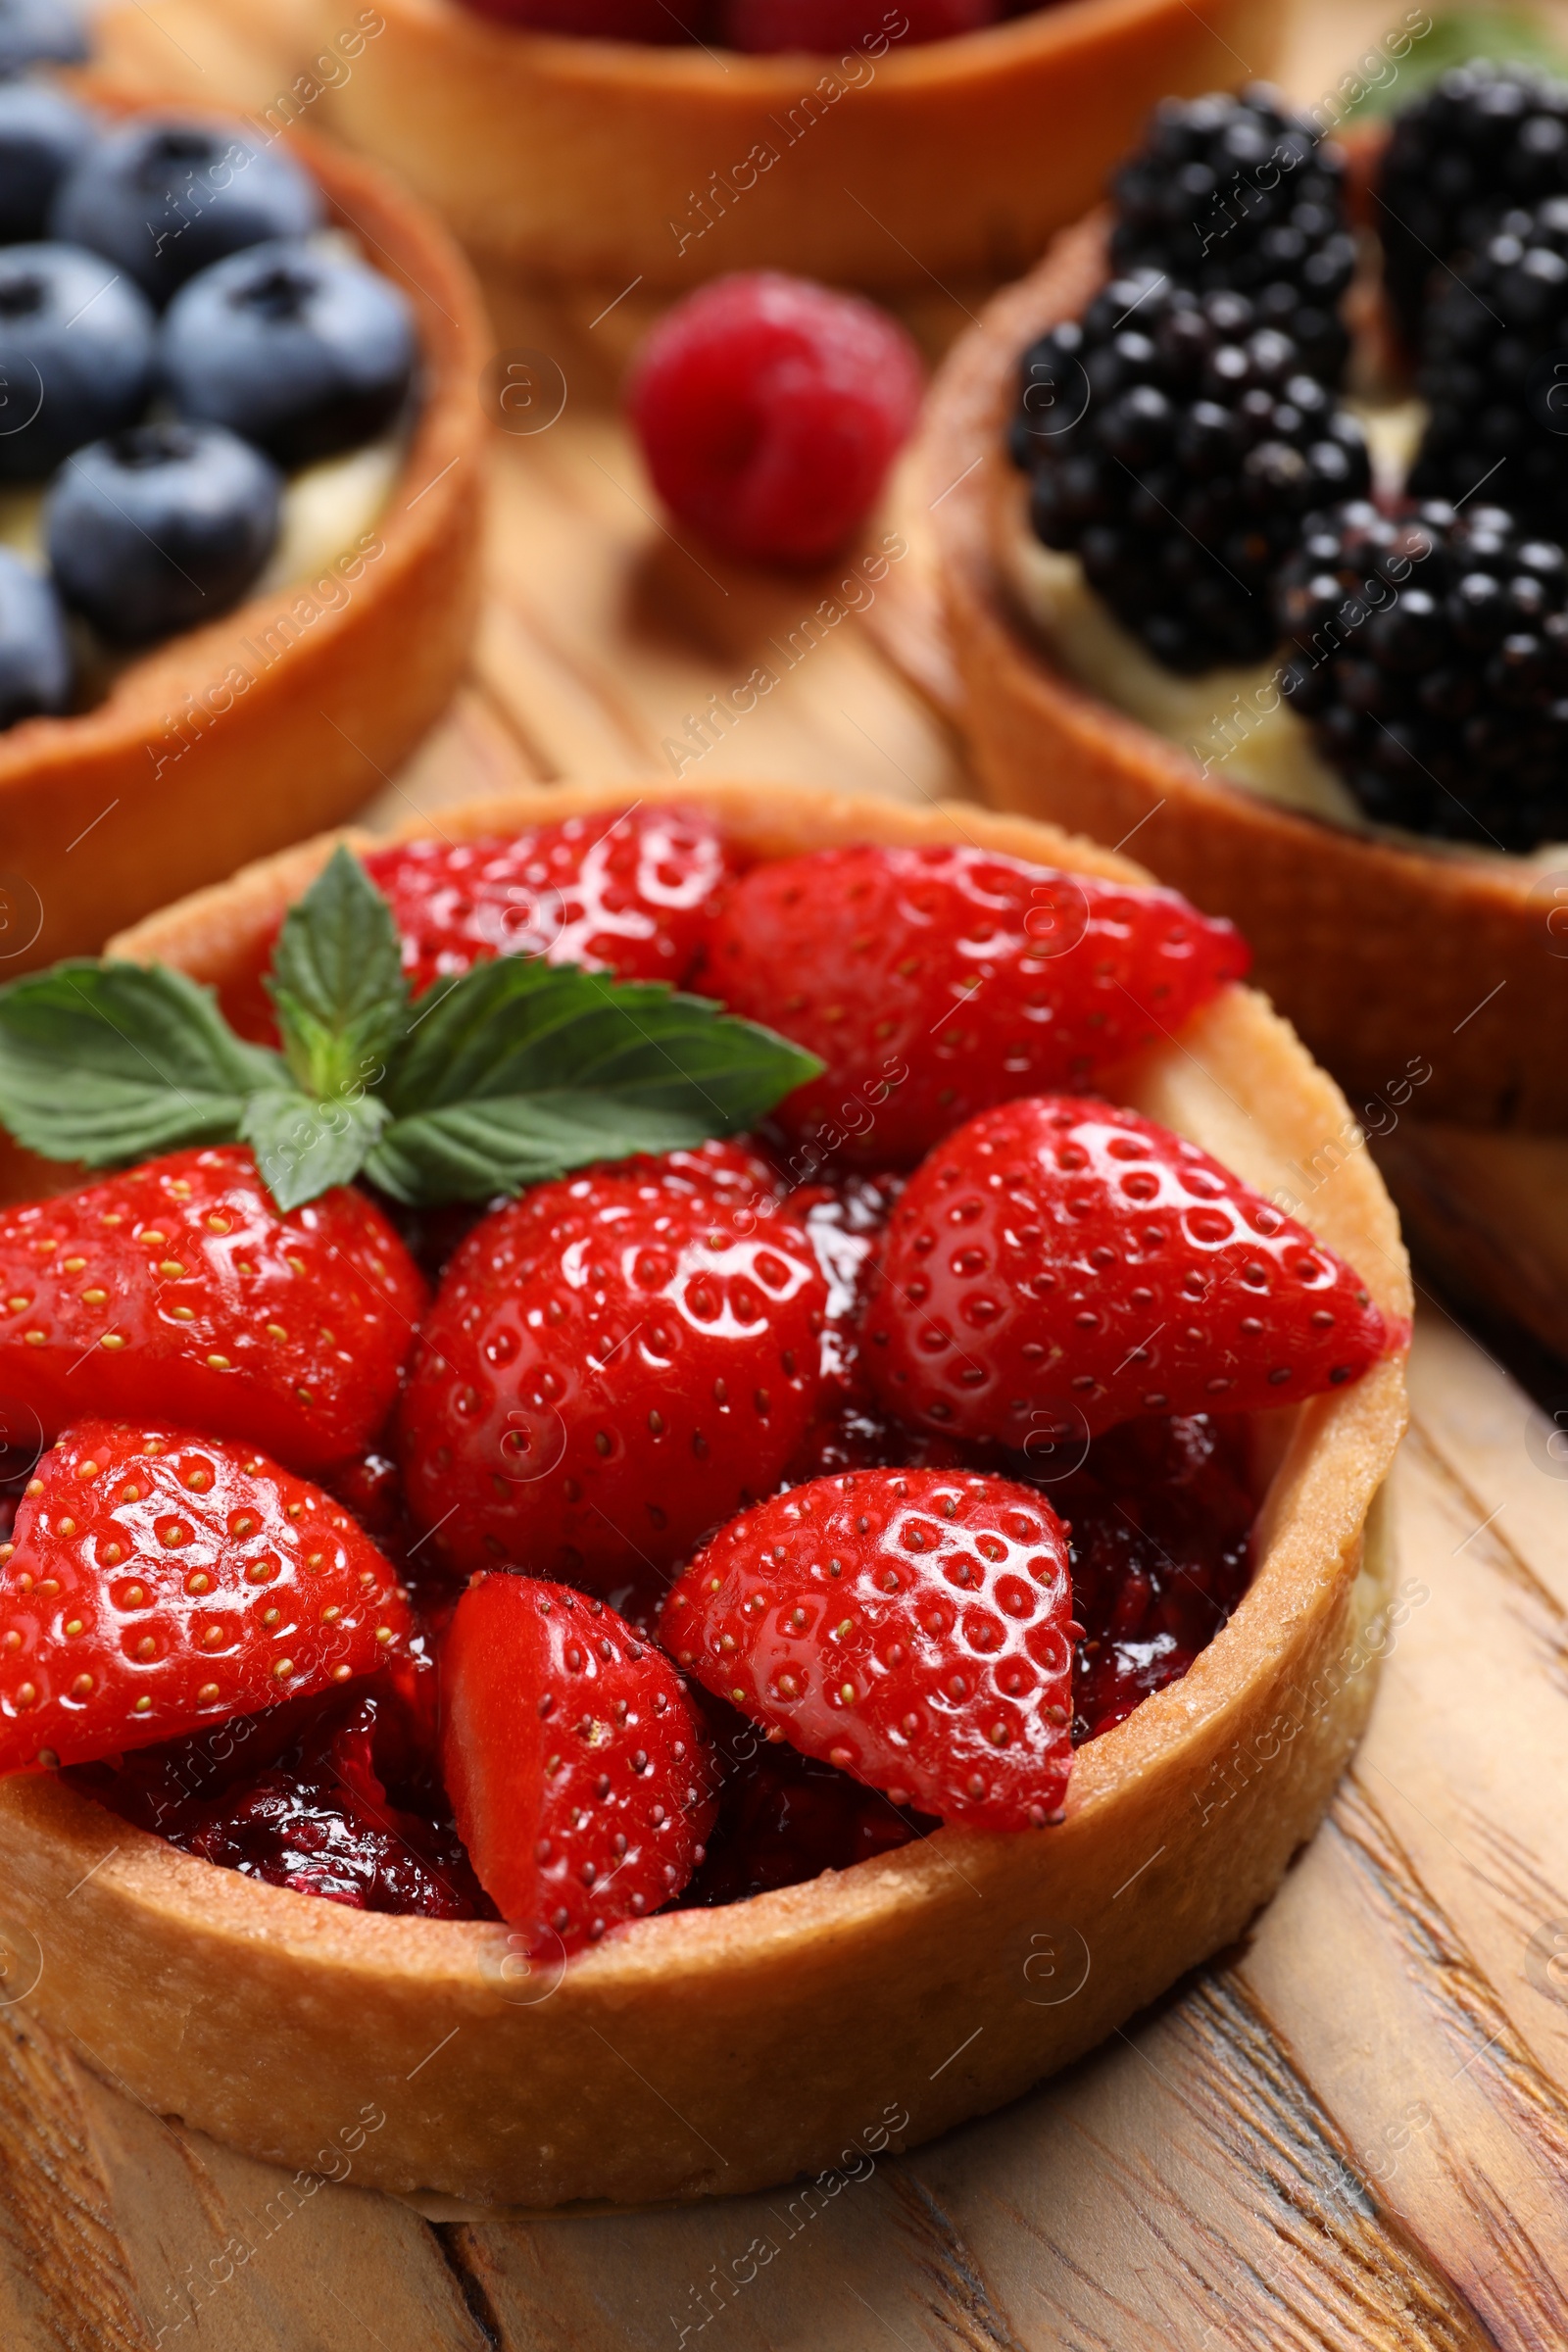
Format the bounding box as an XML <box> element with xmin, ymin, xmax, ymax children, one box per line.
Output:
<box><xmin>1001</xmin><ymin>411</ymin><xmax>1568</xmax><ymax>870</ymax></box>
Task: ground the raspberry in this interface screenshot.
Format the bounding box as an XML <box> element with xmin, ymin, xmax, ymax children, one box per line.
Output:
<box><xmin>627</xmin><ymin>271</ymin><xmax>922</xmax><ymax>565</ymax></box>
<box><xmin>719</xmin><ymin>0</ymin><xmax>1000</xmax><ymax>49</ymax></box>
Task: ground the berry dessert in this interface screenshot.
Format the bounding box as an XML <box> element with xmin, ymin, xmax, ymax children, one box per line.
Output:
<box><xmin>286</xmin><ymin>0</ymin><xmax>1274</xmax><ymax>344</ymax></box>
<box><xmin>922</xmin><ymin>72</ymin><xmax>1568</xmax><ymax>1126</ymax></box>
<box><xmin>628</xmin><ymin>271</ymin><xmax>923</xmax><ymax>565</ymax></box>
<box><xmin>0</xmin><ymin>782</ymin><xmax>1408</xmax><ymax>2207</ymax></box>
<box><xmin>0</xmin><ymin>86</ymin><xmax>485</xmax><ymax>972</ymax></box>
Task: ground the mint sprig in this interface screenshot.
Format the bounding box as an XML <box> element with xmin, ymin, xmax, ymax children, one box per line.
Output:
<box><xmin>0</xmin><ymin>848</ymin><xmax>820</xmax><ymax>1212</ymax></box>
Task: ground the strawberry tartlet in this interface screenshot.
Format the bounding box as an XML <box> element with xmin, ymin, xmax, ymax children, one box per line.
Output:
<box><xmin>0</xmin><ymin>779</ymin><xmax>1408</xmax><ymax>2204</ymax></box>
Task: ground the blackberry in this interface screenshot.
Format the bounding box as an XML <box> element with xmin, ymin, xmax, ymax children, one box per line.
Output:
<box><xmin>1108</xmin><ymin>84</ymin><xmax>1355</xmax><ymax>382</ymax></box>
<box><xmin>1378</xmin><ymin>62</ymin><xmax>1568</xmax><ymax>342</ymax></box>
<box><xmin>1407</xmin><ymin>195</ymin><xmax>1568</xmax><ymax>538</ymax></box>
<box><xmin>1009</xmin><ymin>273</ymin><xmax>1371</xmax><ymax>675</ymax></box>
<box><xmin>1275</xmin><ymin>500</ymin><xmax>1568</xmax><ymax>852</ymax></box>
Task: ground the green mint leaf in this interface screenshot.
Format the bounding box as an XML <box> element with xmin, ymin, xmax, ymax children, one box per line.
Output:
<box><xmin>1348</xmin><ymin>9</ymin><xmax>1566</xmax><ymax>115</ymax></box>
<box><xmin>368</xmin><ymin>958</ymin><xmax>821</xmax><ymax>1205</ymax></box>
<box><xmin>268</xmin><ymin>845</ymin><xmax>409</xmax><ymax>1102</ymax></box>
<box><xmin>0</xmin><ymin>962</ymin><xmax>287</xmax><ymax>1167</ymax></box>
<box><xmin>367</xmin><ymin>1096</ymin><xmax>716</xmax><ymax>1205</ymax></box>
<box><xmin>240</xmin><ymin>1088</ymin><xmax>390</xmax><ymax>1212</ymax></box>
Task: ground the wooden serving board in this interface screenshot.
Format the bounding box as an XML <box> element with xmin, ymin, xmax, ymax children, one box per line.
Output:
<box><xmin>7</xmin><ymin>4</ymin><xmax>1568</xmax><ymax>2345</ymax></box>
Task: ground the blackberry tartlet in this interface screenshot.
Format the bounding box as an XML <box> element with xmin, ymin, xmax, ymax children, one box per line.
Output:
<box><xmin>919</xmin><ymin>75</ymin><xmax>1568</xmax><ymax>1127</ymax></box>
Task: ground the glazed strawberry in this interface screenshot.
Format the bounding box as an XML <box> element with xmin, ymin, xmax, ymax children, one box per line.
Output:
<box><xmin>398</xmin><ymin>1161</ymin><xmax>827</xmax><ymax>1587</ymax></box>
<box><xmin>0</xmin><ymin>1147</ymin><xmax>425</xmax><ymax>1478</ymax></box>
<box><xmin>221</xmin><ymin>807</ymin><xmax>734</xmax><ymax>1041</ymax></box>
<box><xmin>660</xmin><ymin>1466</ymin><xmax>1075</xmax><ymax>1831</ymax></box>
<box><xmin>863</xmin><ymin>1096</ymin><xmax>1395</xmax><ymax>1445</ymax></box>
<box><xmin>627</xmin><ymin>272</ymin><xmax>922</xmax><ymax>564</ymax></box>
<box><xmin>703</xmin><ymin>845</ymin><xmax>1249</xmax><ymax>1166</ymax></box>
<box><xmin>0</xmin><ymin>1420</ymin><xmax>413</xmax><ymax>1773</ymax></box>
<box><xmin>440</xmin><ymin>1576</ymin><xmax>716</xmax><ymax>1952</ymax></box>
<box><xmin>721</xmin><ymin>0</ymin><xmax>999</xmax><ymax>49</ymax></box>
<box><xmin>464</xmin><ymin>1136</ymin><xmax>786</xmax><ymax>1291</ymax></box>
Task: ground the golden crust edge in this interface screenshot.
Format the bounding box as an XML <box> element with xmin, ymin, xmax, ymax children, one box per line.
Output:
<box><xmin>0</xmin><ymin>777</ymin><xmax>1409</xmax><ymax>2206</ymax></box>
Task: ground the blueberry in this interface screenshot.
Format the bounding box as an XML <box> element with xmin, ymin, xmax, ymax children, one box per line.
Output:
<box><xmin>162</xmin><ymin>240</ymin><xmax>417</xmax><ymax>467</ymax></box>
<box><xmin>0</xmin><ymin>546</ymin><xmax>69</xmax><ymax>725</ymax></box>
<box><xmin>45</xmin><ymin>422</ymin><xmax>281</xmax><ymax>646</ymax></box>
<box><xmin>0</xmin><ymin>244</ymin><xmax>155</xmax><ymax>483</ymax></box>
<box><xmin>50</xmin><ymin>117</ymin><xmax>322</xmax><ymax>306</ymax></box>
<box><xmin>0</xmin><ymin>0</ymin><xmax>86</xmax><ymax>72</ymax></box>
<box><xmin>0</xmin><ymin>84</ymin><xmax>96</xmax><ymax>243</ymax></box>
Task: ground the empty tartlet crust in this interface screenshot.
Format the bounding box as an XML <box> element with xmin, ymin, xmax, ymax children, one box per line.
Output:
<box><xmin>921</xmin><ymin>212</ymin><xmax>1568</xmax><ymax>1132</ymax></box>
<box><xmin>301</xmin><ymin>0</ymin><xmax>1277</xmax><ymax>302</ymax></box>
<box><xmin>0</xmin><ymin>94</ymin><xmax>488</xmax><ymax>975</ymax></box>
<box><xmin>0</xmin><ymin>780</ymin><xmax>1409</xmax><ymax>2207</ymax></box>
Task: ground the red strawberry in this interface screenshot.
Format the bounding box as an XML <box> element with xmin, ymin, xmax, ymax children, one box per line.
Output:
<box><xmin>0</xmin><ymin>1147</ymin><xmax>426</xmax><ymax>1478</ymax></box>
<box><xmin>398</xmin><ymin>1160</ymin><xmax>827</xmax><ymax>1589</ymax></box>
<box><xmin>701</xmin><ymin>844</ymin><xmax>1249</xmax><ymax>1166</ymax></box>
<box><xmin>440</xmin><ymin>1576</ymin><xmax>716</xmax><ymax>1952</ymax></box>
<box><xmin>660</xmin><ymin>1466</ymin><xmax>1075</xmax><ymax>1832</ymax></box>
<box><xmin>863</xmin><ymin>1096</ymin><xmax>1396</xmax><ymax>1445</ymax></box>
<box><xmin>452</xmin><ymin>1137</ymin><xmax>787</xmax><ymax>1295</ymax></box>
<box><xmin>0</xmin><ymin>1420</ymin><xmax>413</xmax><ymax>1773</ymax></box>
<box><xmin>222</xmin><ymin>808</ymin><xmax>735</xmax><ymax>1042</ymax></box>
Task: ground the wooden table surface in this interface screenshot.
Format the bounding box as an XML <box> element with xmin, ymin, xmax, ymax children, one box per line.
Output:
<box><xmin>6</xmin><ymin>3</ymin><xmax>1568</xmax><ymax>2346</ymax></box>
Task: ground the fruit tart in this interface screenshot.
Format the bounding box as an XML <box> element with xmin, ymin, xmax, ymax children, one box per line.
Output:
<box><xmin>0</xmin><ymin>63</ymin><xmax>485</xmax><ymax>972</ymax></box>
<box><xmin>923</xmin><ymin>74</ymin><xmax>1568</xmax><ymax>1129</ymax></box>
<box><xmin>0</xmin><ymin>779</ymin><xmax>1408</xmax><ymax>2206</ymax></box>
<box><xmin>97</xmin><ymin>0</ymin><xmax>1277</xmax><ymax>346</ymax></box>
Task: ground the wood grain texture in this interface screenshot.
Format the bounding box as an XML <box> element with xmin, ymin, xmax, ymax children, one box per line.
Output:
<box><xmin>8</xmin><ymin>0</ymin><xmax>1568</xmax><ymax>2335</ymax></box>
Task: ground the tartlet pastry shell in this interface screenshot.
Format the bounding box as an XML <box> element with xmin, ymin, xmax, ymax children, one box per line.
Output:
<box><xmin>0</xmin><ymin>100</ymin><xmax>488</xmax><ymax>973</ymax></box>
<box><xmin>921</xmin><ymin>212</ymin><xmax>1568</xmax><ymax>1131</ymax></box>
<box><xmin>308</xmin><ymin>0</ymin><xmax>1277</xmax><ymax>301</ymax></box>
<box><xmin>0</xmin><ymin>780</ymin><xmax>1409</xmax><ymax>2207</ymax></box>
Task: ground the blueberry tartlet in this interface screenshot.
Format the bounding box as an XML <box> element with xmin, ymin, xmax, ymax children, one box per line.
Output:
<box><xmin>924</xmin><ymin>75</ymin><xmax>1568</xmax><ymax>1129</ymax></box>
<box><xmin>0</xmin><ymin>776</ymin><xmax>1408</xmax><ymax>2206</ymax></box>
<box><xmin>0</xmin><ymin>80</ymin><xmax>485</xmax><ymax>970</ymax></box>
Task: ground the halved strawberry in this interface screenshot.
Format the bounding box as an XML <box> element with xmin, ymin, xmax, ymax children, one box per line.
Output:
<box><xmin>222</xmin><ymin>807</ymin><xmax>736</xmax><ymax>1042</ymax></box>
<box><xmin>398</xmin><ymin>1161</ymin><xmax>827</xmax><ymax>1589</ymax></box>
<box><xmin>0</xmin><ymin>1146</ymin><xmax>426</xmax><ymax>1477</ymax></box>
<box><xmin>660</xmin><ymin>1467</ymin><xmax>1075</xmax><ymax>1832</ymax></box>
<box><xmin>863</xmin><ymin>1096</ymin><xmax>1396</xmax><ymax>1442</ymax></box>
<box><xmin>700</xmin><ymin>844</ymin><xmax>1249</xmax><ymax>1166</ymax></box>
<box><xmin>440</xmin><ymin>1576</ymin><xmax>715</xmax><ymax>1953</ymax></box>
<box><xmin>0</xmin><ymin>1421</ymin><xmax>413</xmax><ymax>1773</ymax></box>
